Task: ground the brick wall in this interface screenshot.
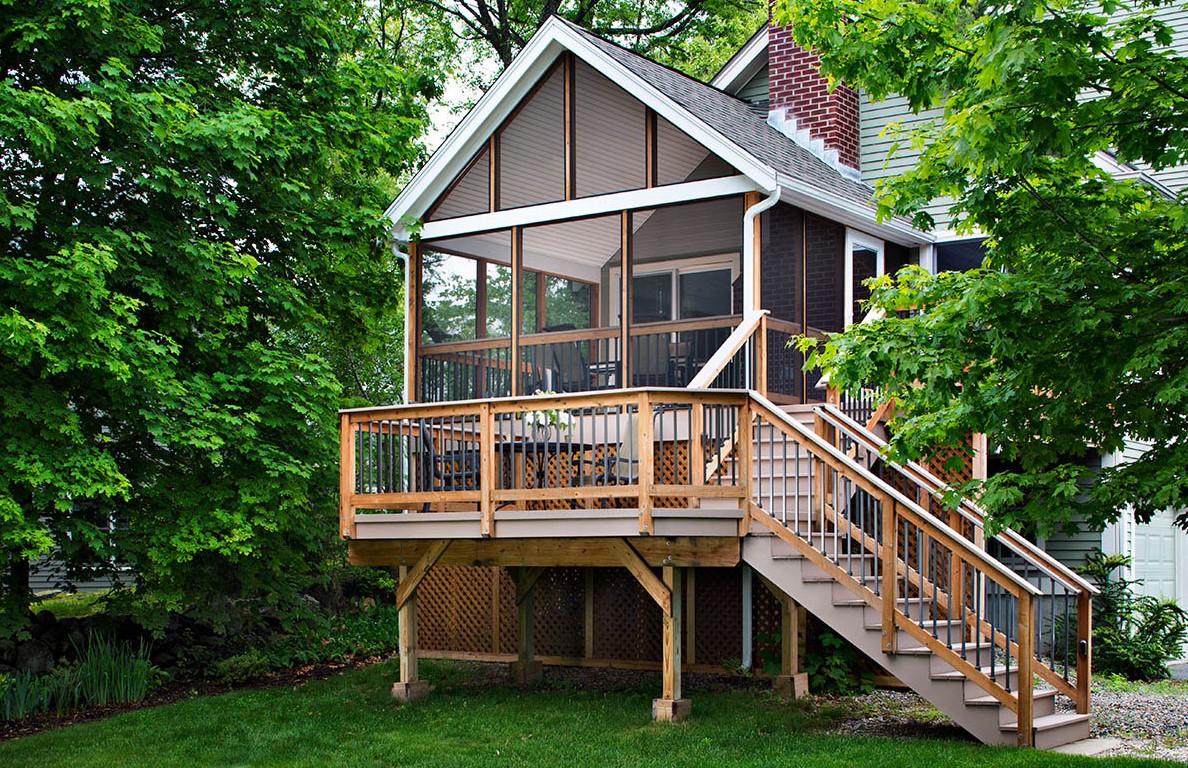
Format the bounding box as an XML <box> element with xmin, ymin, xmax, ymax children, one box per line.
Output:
<box><xmin>760</xmin><ymin>203</ymin><xmax>804</xmax><ymax>323</ymax></box>
<box><xmin>768</xmin><ymin>22</ymin><xmax>860</xmax><ymax>169</ymax></box>
<box><xmin>805</xmin><ymin>213</ymin><xmax>844</xmax><ymax>334</ymax></box>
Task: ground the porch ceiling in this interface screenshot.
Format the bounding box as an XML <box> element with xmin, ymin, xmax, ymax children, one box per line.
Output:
<box><xmin>424</xmin><ymin>196</ymin><xmax>744</xmax><ymax>282</ymax></box>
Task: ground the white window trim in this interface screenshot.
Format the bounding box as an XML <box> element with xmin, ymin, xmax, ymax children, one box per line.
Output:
<box><xmin>609</xmin><ymin>253</ymin><xmax>740</xmax><ymax>323</ymax></box>
<box><xmin>844</xmin><ymin>229</ymin><xmax>885</xmax><ymax>327</ymax></box>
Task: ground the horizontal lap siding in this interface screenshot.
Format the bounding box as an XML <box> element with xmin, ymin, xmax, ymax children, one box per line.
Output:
<box><xmin>859</xmin><ymin>92</ymin><xmax>953</xmax><ymax>230</ymax></box>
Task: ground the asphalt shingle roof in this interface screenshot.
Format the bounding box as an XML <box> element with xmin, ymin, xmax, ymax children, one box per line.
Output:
<box><xmin>563</xmin><ymin>21</ymin><xmax>879</xmax><ymax>211</ymax></box>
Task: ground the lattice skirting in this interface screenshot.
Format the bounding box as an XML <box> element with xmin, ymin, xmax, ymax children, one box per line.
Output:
<box><xmin>416</xmin><ymin>565</ymin><xmax>780</xmax><ymax>668</ymax></box>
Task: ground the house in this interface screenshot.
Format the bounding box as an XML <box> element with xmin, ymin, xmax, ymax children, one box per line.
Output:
<box><xmin>718</xmin><ymin>9</ymin><xmax>1188</xmax><ymax>657</ymax></box>
<box><xmin>339</xmin><ymin>15</ymin><xmax>1102</xmax><ymax>748</ymax></box>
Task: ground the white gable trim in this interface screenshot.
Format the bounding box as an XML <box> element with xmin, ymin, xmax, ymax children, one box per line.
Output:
<box><xmin>711</xmin><ymin>26</ymin><xmax>768</xmax><ymax>95</ymax></box>
<box><xmin>419</xmin><ymin>176</ymin><xmax>759</xmax><ymax>241</ymax></box>
<box><xmin>386</xmin><ymin>17</ymin><xmax>781</xmax><ymax>233</ymax></box>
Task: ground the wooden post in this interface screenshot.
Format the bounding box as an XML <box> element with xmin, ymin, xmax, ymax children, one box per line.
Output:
<box><xmin>645</xmin><ymin>109</ymin><xmax>658</xmax><ymax>189</ymax></box>
<box><xmin>881</xmin><ymin>495</ymin><xmax>898</xmax><ymax>653</ymax></box>
<box><xmin>1076</xmin><ymin>590</ymin><xmax>1092</xmax><ymax>714</ymax></box>
<box><xmin>563</xmin><ymin>52</ymin><xmax>575</xmax><ymax>201</ymax></box>
<box><xmin>340</xmin><ymin>414</ymin><xmax>355</xmax><ymax>540</ymax></box>
<box><xmin>756</xmin><ymin>572</ymin><xmax>809</xmax><ymax>698</ymax></box>
<box><xmin>510</xmin><ymin>227</ymin><xmax>523</xmax><ymax>396</ymax></box>
<box><xmin>584</xmin><ymin>568</ymin><xmax>595</xmax><ymax>660</ymax></box>
<box><xmin>756</xmin><ymin>314</ymin><xmax>768</xmax><ymax>398</ymax></box>
<box><xmin>488</xmin><ymin>134</ymin><xmax>498</xmax><ymax>212</ymax></box>
<box><xmin>745</xmin><ymin>190</ymin><xmax>762</xmax><ymax>313</ymax></box>
<box><xmin>480</xmin><ymin>402</ymin><xmax>495</xmax><ymax>537</ymax></box>
<box><xmin>1016</xmin><ymin>591</ymin><xmax>1035</xmax><ymax>748</ymax></box>
<box><xmin>638</xmin><ymin>391</ymin><xmax>654</xmax><ymax>535</ymax></box>
<box><xmin>620</xmin><ymin>211</ymin><xmax>633</xmax><ymax>388</ymax></box>
<box><xmin>511</xmin><ymin>568</ymin><xmax>544</xmax><ymax>684</ymax></box>
<box><xmin>685</xmin><ymin>568</ymin><xmax>696</xmax><ymax>666</ymax></box>
<box><xmin>654</xmin><ymin>565</ymin><xmax>690</xmax><ymax>722</ymax></box>
<box><xmin>393</xmin><ymin>564</ymin><xmax>431</xmax><ymax>702</ymax></box>
<box><xmin>737</xmin><ymin>398</ymin><xmax>752</xmax><ymax>536</ymax></box>
<box><xmin>690</xmin><ymin>403</ymin><xmax>704</xmax><ymax>506</ymax></box>
<box><xmin>407</xmin><ymin>242</ymin><xmax>422</xmax><ymax>402</ymax></box>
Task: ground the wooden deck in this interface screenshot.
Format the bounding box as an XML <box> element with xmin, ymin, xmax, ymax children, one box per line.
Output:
<box><xmin>340</xmin><ymin>384</ymin><xmax>1095</xmax><ymax>744</ymax></box>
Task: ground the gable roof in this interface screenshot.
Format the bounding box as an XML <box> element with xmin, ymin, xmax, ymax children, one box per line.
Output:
<box><xmin>386</xmin><ymin>17</ymin><xmax>925</xmax><ymax>244</ymax></box>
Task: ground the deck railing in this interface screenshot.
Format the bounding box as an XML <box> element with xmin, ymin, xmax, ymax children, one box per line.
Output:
<box><xmin>338</xmin><ymin>387</ymin><xmax>1092</xmax><ymax>744</ymax></box>
<box><xmin>744</xmin><ymin>394</ymin><xmax>1053</xmax><ymax>746</ymax></box>
<box><xmin>418</xmin><ymin>316</ymin><xmax>741</xmax><ymax>402</ymax></box>
<box><xmin>814</xmin><ymin>404</ymin><xmax>1097</xmax><ymax>715</ymax></box>
<box><xmin>340</xmin><ymin>389</ymin><xmax>748</xmax><ymax>538</ymax></box>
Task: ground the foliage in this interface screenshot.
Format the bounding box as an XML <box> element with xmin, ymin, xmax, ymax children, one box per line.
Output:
<box><xmin>0</xmin><ymin>634</ymin><xmax>159</xmax><ymax>721</ymax></box>
<box><xmin>416</xmin><ymin>0</ymin><xmax>766</xmax><ymax>72</ymax></box>
<box><xmin>0</xmin><ymin>0</ymin><xmax>444</xmax><ymax>635</ymax></box>
<box><xmin>805</xmin><ymin>630</ymin><xmax>873</xmax><ymax>695</ymax></box>
<box><xmin>35</xmin><ymin>591</ymin><xmax>112</xmax><ymax>621</ymax></box>
<box><xmin>216</xmin><ymin>649</ymin><xmax>274</xmax><ymax>685</ymax></box>
<box><xmin>1078</xmin><ymin>551</ymin><xmax>1187</xmax><ymax>680</ymax></box>
<box><xmin>781</xmin><ymin>0</ymin><xmax>1188</xmax><ymax>535</ymax></box>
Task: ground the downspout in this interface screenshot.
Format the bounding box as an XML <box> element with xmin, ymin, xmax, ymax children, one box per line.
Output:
<box><xmin>741</xmin><ymin>186</ymin><xmax>779</xmax><ymax>669</ymax></box>
<box><xmin>392</xmin><ymin>237</ymin><xmax>413</xmax><ymax>404</ymax></box>
<box><xmin>742</xmin><ymin>185</ymin><xmax>781</xmax><ymax>313</ymax></box>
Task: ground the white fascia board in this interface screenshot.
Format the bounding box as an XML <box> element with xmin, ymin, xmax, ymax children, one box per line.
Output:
<box><xmin>558</xmin><ymin>28</ymin><xmax>780</xmax><ymax>192</ymax></box>
<box><xmin>416</xmin><ymin>175</ymin><xmax>761</xmax><ymax>241</ymax></box>
<box><xmin>775</xmin><ymin>173</ymin><xmax>932</xmax><ymax>246</ymax></box>
<box><xmin>383</xmin><ymin>20</ymin><xmax>572</xmax><ymax>226</ymax></box>
<box><xmin>710</xmin><ymin>27</ymin><xmax>768</xmax><ymax>94</ymax></box>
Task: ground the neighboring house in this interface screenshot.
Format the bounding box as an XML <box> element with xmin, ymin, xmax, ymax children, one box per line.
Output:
<box><xmin>334</xmin><ymin>14</ymin><xmax>1179</xmax><ymax>748</ymax></box>
<box><xmin>715</xmin><ymin>13</ymin><xmax>1188</xmax><ymax>655</ymax></box>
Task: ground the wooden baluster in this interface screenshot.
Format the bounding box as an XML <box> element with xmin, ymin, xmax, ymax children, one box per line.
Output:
<box><xmin>737</xmin><ymin>398</ymin><xmax>752</xmax><ymax>536</ymax></box>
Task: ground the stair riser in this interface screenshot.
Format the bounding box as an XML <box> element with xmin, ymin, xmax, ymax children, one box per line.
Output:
<box><xmin>1032</xmin><ymin>719</ymin><xmax>1091</xmax><ymax>750</ymax></box>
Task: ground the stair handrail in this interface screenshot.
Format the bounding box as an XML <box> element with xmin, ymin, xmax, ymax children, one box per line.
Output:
<box><xmin>816</xmin><ymin>404</ymin><xmax>1098</xmax><ymax>597</ymax></box>
<box><xmin>687</xmin><ymin>310</ymin><xmax>768</xmax><ymax>390</ymax></box>
<box><xmin>748</xmin><ymin>392</ymin><xmax>1042</xmax><ymax>598</ymax></box>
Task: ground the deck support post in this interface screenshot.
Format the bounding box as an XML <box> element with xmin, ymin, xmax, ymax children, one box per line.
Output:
<box><xmin>653</xmin><ymin>565</ymin><xmax>690</xmax><ymax>722</ymax></box>
<box><xmin>393</xmin><ymin>565</ymin><xmax>431</xmax><ymax>702</ymax></box>
<box><xmin>756</xmin><ymin>572</ymin><xmax>809</xmax><ymax>698</ymax></box>
<box><xmin>511</xmin><ymin>567</ymin><xmax>544</xmax><ymax>684</ymax></box>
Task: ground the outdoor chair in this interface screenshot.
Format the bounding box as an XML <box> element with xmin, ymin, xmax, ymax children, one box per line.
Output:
<box><xmin>419</xmin><ymin>420</ymin><xmax>481</xmax><ymax>513</ymax></box>
<box><xmin>550</xmin><ymin>339</ymin><xmax>590</xmax><ymax>393</ymax></box>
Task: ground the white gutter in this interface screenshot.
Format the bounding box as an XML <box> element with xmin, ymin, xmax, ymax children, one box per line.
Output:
<box><xmin>392</xmin><ymin>240</ymin><xmax>413</xmax><ymax>404</ymax></box>
<box><xmin>743</xmin><ymin>186</ymin><xmax>782</xmax><ymax>313</ymax></box>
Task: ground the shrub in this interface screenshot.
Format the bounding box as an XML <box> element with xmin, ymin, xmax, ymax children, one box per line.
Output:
<box><xmin>0</xmin><ymin>634</ymin><xmax>159</xmax><ymax>721</ymax></box>
<box><xmin>217</xmin><ymin>649</ymin><xmax>273</xmax><ymax>684</ymax></box>
<box><xmin>805</xmin><ymin>630</ymin><xmax>873</xmax><ymax>695</ymax></box>
<box><xmin>1079</xmin><ymin>551</ymin><xmax>1188</xmax><ymax>681</ymax></box>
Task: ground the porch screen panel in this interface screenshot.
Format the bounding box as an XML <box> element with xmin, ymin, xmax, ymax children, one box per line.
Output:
<box><xmin>574</xmin><ymin>60</ymin><xmax>646</xmax><ymax>197</ymax></box>
<box><xmin>521</xmin><ymin>215</ymin><xmax>616</xmax><ymax>393</ymax></box>
<box><xmin>760</xmin><ymin>204</ymin><xmax>806</xmax><ymax>402</ymax></box>
<box><xmin>804</xmin><ymin>214</ymin><xmax>846</xmax><ymax>401</ymax></box>
<box><xmin>427</xmin><ymin>144</ymin><xmax>490</xmax><ymax>220</ymax></box>
<box><xmin>498</xmin><ymin>66</ymin><xmax>565</xmax><ymax>209</ymax></box>
<box><xmin>420</xmin><ymin>231</ymin><xmax>513</xmax><ymax>401</ymax></box>
<box><xmin>655</xmin><ymin>115</ymin><xmax>734</xmax><ymax>186</ymax></box>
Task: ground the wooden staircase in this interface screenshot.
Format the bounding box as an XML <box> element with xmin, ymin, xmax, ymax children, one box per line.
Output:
<box><xmin>728</xmin><ymin>395</ymin><xmax>1094</xmax><ymax>749</ymax></box>
<box><xmin>744</xmin><ymin>534</ymin><xmax>1089</xmax><ymax>748</ymax></box>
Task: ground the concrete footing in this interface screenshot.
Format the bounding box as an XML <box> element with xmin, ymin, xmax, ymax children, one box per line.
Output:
<box><xmin>391</xmin><ymin>680</ymin><xmax>432</xmax><ymax>703</ymax></box>
<box><xmin>773</xmin><ymin>673</ymin><xmax>810</xmax><ymax>699</ymax></box>
<box><xmin>652</xmin><ymin>698</ymin><xmax>692</xmax><ymax>722</ymax></box>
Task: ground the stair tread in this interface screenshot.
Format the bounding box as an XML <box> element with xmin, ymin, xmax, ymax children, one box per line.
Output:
<box><xmin>1001</xmin><ymin>712</ymin><xmax>1090</xmax><ymax>731</ymax></box>
<box><xmin>966</xmin><ymin>688</ymin><xmax>1058</xmax><ymax>707</ymax></box>
<box><xmin>932</xmin><ymin>665</ymin><xmax>1020</xmax><ymax>680</ymax></box>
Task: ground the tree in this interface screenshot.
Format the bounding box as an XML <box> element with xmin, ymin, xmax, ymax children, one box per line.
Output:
<box><xmin>415</xmin><ymin>0</ymin><xmax>764</xmax><ymax>73</ymax></box>
<box><xmin>0</xmin><ymin>0</ymin><xmax>443</xmax><ymax>634</ymax></box>
<box><xmin>780</xmin><ymin>0</ymin><xmax>1188</xmax><ymax>534</ymax></box>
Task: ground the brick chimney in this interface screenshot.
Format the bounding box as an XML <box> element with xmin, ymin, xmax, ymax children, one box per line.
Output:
<box><xmin>767</xmin><ymin>20</ymin><xmax>860</xmax><ymax>171</ymax></box>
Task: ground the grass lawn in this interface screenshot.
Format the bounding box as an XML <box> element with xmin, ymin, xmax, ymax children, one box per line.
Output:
<box><xmin>33</xmin><ymin>591</ymin><xmax>112</xmax><ymax>620</ymax></box>
<box><xmin>0</xmin><ymin>660</ymin><xmax>1177</xmax><ymax>767</ymax></box>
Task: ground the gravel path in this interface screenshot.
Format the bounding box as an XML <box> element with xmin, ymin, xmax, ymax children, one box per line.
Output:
<box><xmin>825</xmin><ymin>687</ymin><xmax>1188</xmax><ymax>761</ymax></box>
